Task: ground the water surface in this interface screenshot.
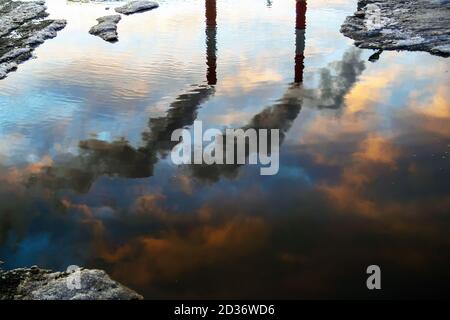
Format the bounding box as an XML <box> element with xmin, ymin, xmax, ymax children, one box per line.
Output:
<box><xmin>0</xmin><ymin>0</ymin><xmax>449</xmax><ymax>298</ymax></box>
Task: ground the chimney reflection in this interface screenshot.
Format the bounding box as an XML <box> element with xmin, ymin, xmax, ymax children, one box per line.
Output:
<box><xmin>205</xmin><ymin>0</ymin><xmax>217</xmax><ymax>85</ymax></box>
<box><xmin>295</xmin><ymin>0</ymin><xmax>307</xmax><ymax>84</ymax></box>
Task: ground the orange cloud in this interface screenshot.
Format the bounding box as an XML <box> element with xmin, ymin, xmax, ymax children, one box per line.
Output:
<box><xmin>353</xmin><ymin>134</ymin><xmax>399</xmax><ymax>166</ymax></box>
<box><xmin>96</xmin><ymin>215</ymin><xmax>268</xmax><ymax>286</ymax></box>
<box><xmin>318</xmin><ymin>134</ymin><xmax>399</xmax><ymax>217</ymax></box>
<box><xmin>134</xmin><ymin>193</ymin><xmax>167</xmax><ymax>219</ymax></box>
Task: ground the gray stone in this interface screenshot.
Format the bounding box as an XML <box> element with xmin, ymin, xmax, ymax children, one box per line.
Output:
<box><xmin>115</xmin><ymin>1</ymin><xmax>159</xmax><ymax>15</ymax></box>
<box><xmin>341</xmin><ymin>0</ymin><xmax>450</xmax><ymax>57</ymax></box>
<box><xmin>0</xmin><ymin>0</ymin><xmax>66</xmax><ymax>80</ymax></box>
<box><xmin>89</xmin><ymin>15</ymin><xmax>122</xmax><ymax>42</ymax></box>
<box><xmin>25</xmin><ymin>19</ymin><xmax>67</xmax><ymax>46</ymax></box>
<box><xmin>0</xmin><ymin>0</ymin><xmax>48</xmax><ymax>37</ymax></box>
<box><xmin>0</xmin><ymin>266</ymin><xmax>143</xmax><ymax>300</ymax></box>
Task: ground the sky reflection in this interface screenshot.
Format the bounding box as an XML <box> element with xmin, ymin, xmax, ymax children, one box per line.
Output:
<box><xmin>0</xmin><ymin>0</ymin><xmax>449</xmax><ymax>298</ymax></box>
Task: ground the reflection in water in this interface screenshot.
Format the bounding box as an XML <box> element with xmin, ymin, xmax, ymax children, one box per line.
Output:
<box><xmin>313</xmin><ymin>49</ymin><xmax>366</xmax><ymax>109</ymax></box>
<box><xmin>26</xmin><ymin>84</ymin><xmax>216</xmax><ymax>192</ymax></box>
<box><xmin>28</xmin><ymin>43</ymin><xmax>365</xmax><ymax>189</ymax></box>
<box><xmin>295</xmin><ymin>0</ymin><xmax>306</xmax><ymax>84</ymax></box>
<box><xmin>27</xmin><ymin>1</ymin><xmax>219</xmax><ymax>192</ymax></box>
<box><xmin>190</xmin><ymin>47</ymin><xmax>367</xmax><ymax>182</ymax></box>
<box><xmin>190</xmin><ymin>0</ymin><xmax>309</xmax><ymax>181</ymax></box>
<box><xmin>26</xmin><ymin>0</ymin><xmax>311</xmax><ymax>188</ymax></box>
<box><xmin>205</xmin><ymin>0</ymin><xmax>217</xmax><ymax>85</ymax></box>
<box><xmin>1</xmin><ymin>0</ymin><xmax>450</xmax><ymax>299</ymax></box>
<box><xmin>190</xmin><ymin>0</ymin><xmax>370</xmax><ymax>183</ymax></box>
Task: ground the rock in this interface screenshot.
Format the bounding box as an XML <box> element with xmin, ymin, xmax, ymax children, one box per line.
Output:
<box><xmin>0</xmin><ymin>0</ymin><xmax>66</xmax><ymax>80</ymax></box>
<box><xmin>368</xmin><ymin>49</ymin><xmax>383</xmax><ymax>62</ymax></box>
<box><xmin>0</xmin><ymin>266</ymin><xmax>143</xmax><ymax>300</ymax></box>
<box><xmin>354</xmin><ymin>10</ymin><xmax>365</xmax><ymax>18</ymax></box>
<box><xmin>0</xmin><ymin>63</ymin><xmax>18</xmax><ymax>79</ymax></box>
<box><xmin>340</xmin><ymin>0</ymin><xmax>450</xmax><ymax>57</ymax></box>
<box><xmin>89</xmin><ymin>15</ymin><xmax>122</xmax><ymax>42</ymax></box>
<box><xmin>115</xmin><ymin>0</ymin><xmax>159</xmax><ymax>15</ymax></box>
<box><xmin>431</xmin><ymin>44</ymin><xmax>450</xmax><ymax>55</ymax></box>
<box><xmin>0</xmin><ymin>0</ymin><xmax>48</xmax><ymax>37</ymax></box>
<box><xmin>25</xmin><ymin>19</ymin><xmax>67</xmax><ymax>46</ymax></box>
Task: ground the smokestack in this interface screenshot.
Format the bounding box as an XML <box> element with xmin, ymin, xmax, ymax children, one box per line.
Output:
<box><xmin>206</xmin><ymin>0</ymin><xmax>217</xmax><ymax>85</ymax></box>
<box><xmin>295</xmin><ymin>0</ymin><xmax>307</xmax><ymax>84</ymax></box>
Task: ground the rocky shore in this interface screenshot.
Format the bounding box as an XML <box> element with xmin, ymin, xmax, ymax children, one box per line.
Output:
<box><xmin>0</xmin><ymin>0</ymin><xmax>66</xmax><ymax>79</ymax></box>
<box><xmin>89</xmin><ymin>15</ymin><xmax>122</xmax><ymax>42</ymax></box>
<box><xmin>89</xmin><ymin>1</ymin><xmax>159</xmax><ymax>43</ymax></box>
<box><xmin>115</xmin><ymin>1</ymin><xmax>159</xmax><ymax>15</ymax></box>
<box><xmin>0</xmin><ymin>0</ymin><xmax>161</xmax><ymax>74</ymax></box>
<box><xmin>0</xmin><ymin>265</ymin><xmax>143</xmax><ymax>300</ymax></box>
<box><xmin>341</xmin><ymin>0</ymin><xmax>450</xmax><ymax>57</ymax></box>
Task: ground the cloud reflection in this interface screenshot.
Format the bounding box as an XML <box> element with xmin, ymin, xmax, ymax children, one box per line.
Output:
<box><xmin>1</xmin><ymin>0</ymin><xmax>449</xmax><ymax>300</ymax></box>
